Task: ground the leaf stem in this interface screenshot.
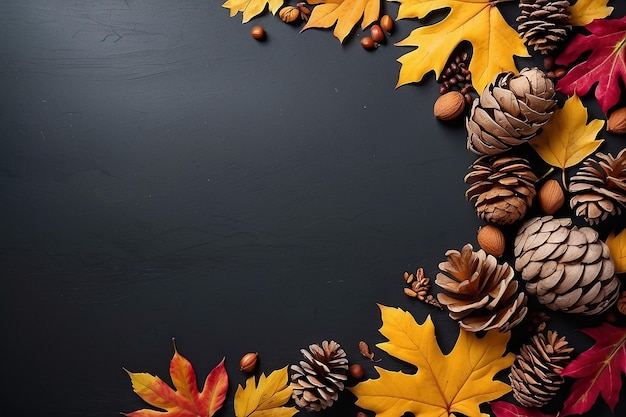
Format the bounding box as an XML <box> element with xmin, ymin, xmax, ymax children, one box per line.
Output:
<box><xmin>537</xmin><ymin>167</ymin><xmax>555</xmax><ymax>182</ymax></box>
<box><xmin>561</xmin><ymin>168</ymin><xmax>567</xmax><ymax>189</ymax></box>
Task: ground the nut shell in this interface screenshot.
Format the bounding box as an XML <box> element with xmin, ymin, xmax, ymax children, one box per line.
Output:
<box><xmin>239</xmin><ymin>352</ymin><xmax>258</xmax><ymax>373</ymax></box>
<box><xmin>538</xmin><ymin>179</ymin><xmax>565</xmax><ymax>214</ymax></box>
<box><xmin>607</xmin><ymin>107</ymin><xmax>626</xmax><ymax>134</ymax></box>
<box><xmin>279</xmin><ymin>6</ymin><xmax>300</xmax><ymax>23</ymax></box>
<box><xmin>434</xmin><ymin>91</ymin><xmax>466</xmax><ymax>121</ymax></box>
<box><xmin>477</xmin><ymin>224</ymin><xmax>506</xmax><ymax>257</ymax></box>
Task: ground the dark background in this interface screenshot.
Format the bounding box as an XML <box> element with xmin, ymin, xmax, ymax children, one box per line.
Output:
<box><xmin>1</xmin><ymin>1</ymin><xmax>624</xmax><ymax>416</ymax></box>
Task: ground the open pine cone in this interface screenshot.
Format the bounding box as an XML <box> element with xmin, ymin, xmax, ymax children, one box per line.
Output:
<box><xmin>514</xmin><ymin>216</ymin><xmax>620</xmax><ymax>314</ymax></box>
<box><xmin>509</xmin><ymin>330</ymin><xmax>573</xmax><ymax>407</ymax></box>
<box><xmin>465</xmin><ymin>155</ymin><xmax>538</xmax><ymax>225</ymax></box>
<box><xmin>467</xmin><ymin>67</ymin><xmax>557</xmax><ymax>155</ymax></box>
<box><xmin>436</xmin><ymin>244</ymin><xmax>528</xmax><ymax>332</ymax></box>
<box><xmin>290</xmin><ymin>340</ymin><xmax>349</xmax><ymax>411</ymax></box>
<box><xmin>569</xmin><ymin>149</ymin><xmax>626</xmax><ymax>225</ymax></box>
<box><xmin>517</xmin><ymin>0</ymin><xmax>572</xmax><ymax>55</ymax></box>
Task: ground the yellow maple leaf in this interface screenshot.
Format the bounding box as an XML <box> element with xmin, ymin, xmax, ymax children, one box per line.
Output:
<box><xmin>301</xmin><ymin>0</ymin><xmax>379</xmax><ymax>43</ymax></box>
<box><xmin>392</xmin><ymin>0</ymin><xmax>529</xmax><ymax>93</ymax></box>
<box><xmin>349</xmin><ymin>305</ymin><xmax>514</xmax><ymax>417</ymax></box>
<box><xmin>606</xmin><ymin>229</ymin><xmax>626</xmax><ymax>274</ymax></box>
<box><xmin>222</xmin><ymin>0</ymin><xmax>283</xmax><ymax>23</ymax></box>
<box><xmin>570</xmin><ymin>0</ymin><xmax>613</xmax><ymax>27</ymax></box>
<box><xmin>234</xmin><ymin>366</ymin><xmax>297</xmax><ymax>417</ymax></box>
<box><xmin>530</xmin><ymin>94</ymin><xmax>604</xmax><ymax>185</ymax></box>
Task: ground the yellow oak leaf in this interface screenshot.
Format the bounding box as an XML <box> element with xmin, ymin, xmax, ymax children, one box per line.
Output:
<box><xmin>530</xmin><ymin>94</ymin><xmax>604</xmax><ymax>184</ymax></box>
<box><xmin>349</xmin><ymin>305</ymin><xmax>514</xmax><ymax>417</ymax></box>
<box><xmin>234</xmin><ymin>366</ymin><xmax>297</xmax><ymax>417</ymax></box>
<box><xmin>222</xmin><ymin>0</ymin><xmax>283</xmax><ymax>23</ymax></box>
<box><xmin>392</xmin><ymin>0</ymin><xmax>529</xmax><ymax>93</ymax></box>
<box><xmin>606</xmin><ymin>229</ymin><xmax>626</xmax><ymax>274</ymax></box>
<box><xmin>570</xmin><ymin>0</ymin><xmax>613</xmax><ymax>27</ymax></box>
<box><xmin>301</xmin><ymin>0</ymin><xmax>379</xmax><ymax>43</ymax></box>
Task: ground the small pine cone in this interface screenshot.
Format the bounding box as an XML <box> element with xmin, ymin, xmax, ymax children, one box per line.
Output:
<box><xmin>514</xmin><ymin>216</ymin><xmax>621</xmax><ymax>314</ymax></box>
<box><xmin>509</xmin><ymin>330</ymin><xmax>573</xmax><ymax>407</ymax></box>
<box><xmin>569</xmin><ymin>149</ymin><xmax>626</xmax><ymax>225</ymax></box>
<box><xmin>465</xmin><ymin>155</ymin><xmax>538</xmax><ymax>225</ymax></box>
<box><xmin>517</xmin><ymin>0</ymin><xmax>572</xmax><ymax>55</ymax></box>
<box><xmin>436</xmin><ymin>244</ymin><xmax>528</xmax><ymax>332</ymax></box>
<box><xmin>467</xmin><ymin>68</ymin><xmax>557</xmax><ymax>155</ymax></box>
<box><xmin>290</xmin><ymin>340</ymin><xmax>349</xmax><ymax>411</ymax></box>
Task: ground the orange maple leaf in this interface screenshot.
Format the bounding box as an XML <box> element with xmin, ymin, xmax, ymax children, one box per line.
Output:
<box><xmin>124</xmin><ymin>340</ymin><xmax>228</xmax><ymax>417</ymax></box>
<box><xmin>302</xmin><ymin>0</ymin><xmax>380</xmax><ymax>43</ymax></box>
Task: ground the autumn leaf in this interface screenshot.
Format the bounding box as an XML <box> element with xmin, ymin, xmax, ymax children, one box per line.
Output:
<box><xmin>529</xmin><ymin>94</ymin><xmax>604</xmax><ymax>185</ymax></box>
<box><xmin>124</xmin><ymin>340</ymin><xmax>228</xmax><ymax>417</ymax></box>
<box><xmin>349</xmin><ymin>305</ymin><xmax>514</xmax><ymax>417</ymax></box>
<box><xmin>391</xmin><ymin>0</ymin><xmax>529</xmax><ymax>94</ymax></box>
<box><xmin>606</xmin><ymin>229</ymin><xmax>626</xmax><ymax>274</ymax></box>
<box><xmin>222</xmin><ymin>0</ymin><xmax>283</xmax><ymax>23</ymax></box>
<box><xmin>490</xmin><ymin>401</ymin><xmax>556</xmax><ymax>417</ymax></box>
<box><xmin>234</xmin><ymin>366</ymin><xmax>297</xmax><ymax>417</ymax></box>
<box><xmin>301</xmin><ymin>0</ymin><xmax>379</xmax><ymax>43</ymax></box>
<box><xmin>569</xmin><ymin>0</ymin><xmax>613</xmax><ymax>28</ymax></box>
<box><xmin>555</xmin><ymin>15</ymin><xmax>626</xmax><ymax>115</ymax></box>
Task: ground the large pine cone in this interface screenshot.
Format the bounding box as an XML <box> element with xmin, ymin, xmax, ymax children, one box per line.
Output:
<box><xmin>517</xmin><ymin>0</ymin><xmax>572</xmax><ymax>55</ymax></box>
<box><xmin>514</xmin><ymin>216</ymin><xmax>620</xmax><ymax>314</ymax></box>
<box><xmin>465</xmin><ymin>155</ymin><xmax>538</xmax><ymax>225</ymax></box>
<box><xmin>569</xmin><ymin>149</ymin><xmax>626</xmax><ymax>225</ymax></box>
<box><xmin>290</xmin><ymin>340</ymin><xmax>349</xmax><ymax>411</ymax></box>
<box><xmin>436</xmin><ymin>244</ymin><xmax>528</xmax><ymax>332</ymax></box>
<box><xmin>467</xmin><ymin>68</ymin><xmax>557</xmax><ymax>155</ymax></box>
<box><xmin>509</xmin><ymin>330</ymin><xmax>573</xmax><ymax>407</ymax></box>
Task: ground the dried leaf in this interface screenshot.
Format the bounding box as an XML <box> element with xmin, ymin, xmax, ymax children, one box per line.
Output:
<box><xmin>234</xmin><ymin>366</ymin><xmax>297</xmax><ymax>417</ymax></box>
<box><xmin>606</xmin><ymin>229</ymin><xmax>626</xmax><ymax>274</ymax></box>
<box><xmin>560</xmin><ymin>323</ymin><xmax>626</xmax><ymax>416</ymax></box>
<box><xmin>529</xmin><ymin>94</ymin><xmax>604</xmax><ymax>180</ymax></box>
<box><xmin>392</xmin><ymin>0</ymin><xmax>529</xmax><ymax>93</ymax></box>
<box><xmin>222</xmin><ymin>0</ymin><xmax>284</xmax><ymax>23</ymax></box>
<box><xmin>555</xmin><ymin>15</ymin><xmax>626</xmax><ymax>115</ymax></box>
<box><xmin>490</xmin><ymin>401</ymin><xmax>556</xmax><ymax>417</ymax></box>
<box><xmin>301</xmin><ymin>0</ymin><xmax>379</xmax><ymax>43</ymax></box>
<box><xmin>358</xmin><ymin>340</ymin><xmax>375</xmax><ymax>360</ymax></box>
<box><xmin>124</xmin><ymin>341</ymin><xmax>228</xmax><ymax>417</ymax></box>
<box><xmin>569</xmin><ymin>0</ymin><xmax>613</xmax><ymax>27</ymax></box>
<box><xmin>349</xmin><ymin>305</ymin><xmax>514</xmax><ymax>417</ymax></box>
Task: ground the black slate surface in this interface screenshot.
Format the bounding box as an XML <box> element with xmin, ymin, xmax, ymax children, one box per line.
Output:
<box><xmin>1</xmin><ymin>1</ymin><xmax>625</xmax><ymax>416</ymax></box>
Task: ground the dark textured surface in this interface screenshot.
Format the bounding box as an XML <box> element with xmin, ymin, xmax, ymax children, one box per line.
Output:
<box><xmin>1</xmin><ymin>1</ymin><xmax>624</xmax><ymax>416</ymax></box>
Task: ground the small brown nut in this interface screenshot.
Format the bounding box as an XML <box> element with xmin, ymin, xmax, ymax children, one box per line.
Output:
<box><xmin>360</xmin><ymin>36</ymin><xmax>377</xmax><ymax>50</ymax></box>
<box><xmin>250</xmin><ymin>26</ymin><xmax>265</xmax><ymax>40</ymax></box>
<box><xmin>538</xmin><ymin>179</ymin><xmax>565</xmax><ymax>214</ymax></box>
<box><xmin>349</xmin><ymin>363</ymin><xmax>364</xmax><ymax>379</ymax></box>
<box><xmin>607</xmin><ymin>106</ymin><xmax>626</xmax><ymax>134</ymax></box>
<box><xmin>239</xmin><ymin>352</ymin><xmax>258</xmax><ymax>372</ymax></box>
<box><xmin>434</xmin><ymin>91</ymin><xmax>466</xmax><ymax>121</ymax></box>
<box><xmin>370</xmin><ymin>24</ymin><xmax>384</xmax><ymax>43</ymax></box>
<box><xmin>477</xmin><ymin>224</ymin><xmax>505</xmax><ymax>258</ymax></box>
<box><xmin>380</xmin><ymin>15</ymin><xmax>393</xmax><ymax>35</ymax></box>
<box><xmin>279</xmin><ymin>6</ymin><xmax>300</xmax><ymax>23</ymax></box>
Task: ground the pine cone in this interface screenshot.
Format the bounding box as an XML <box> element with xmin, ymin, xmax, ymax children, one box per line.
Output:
<box><xmin>436</xmin><ymin>244</ymin><xmax>528</xmax><ymax>332</ymax></box>
<box><xmin>290</xmin><ymin>340</ymin><xmax>349</xmax><ymax>411</ymax></box>
<box><xmin>514</xmin><ymin>216</ymin><xmax>621</xmax><ymax>314</ymax></box>
<box><xmin>467</xmin><ymin>68</ymin><xmax>557</xmax><ymax>155</ymax></box>
<box><xmin>517</xmin><ymin>0</ymin><xmax>572</xmax><ymax>55</ymax></box>
<box><xmin>465</xmin><ymin>155</ymin><xmax>538</xmax><ymax>225</ymax></box>
<box><xmin>509</xmin><ymin>330</ymin><xmax>573</xmax><ymax>407</ymax></box>
<box><xmin>569</xmin><ymin>149</ymin><xmax>626</xmax><ymax>225</ymax></box>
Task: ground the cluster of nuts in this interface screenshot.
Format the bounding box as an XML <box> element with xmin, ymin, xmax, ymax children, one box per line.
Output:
<box><xmin>278</xmin><ymin>2</ymin><xmax>311</xmax><ymax>23</ymax></box>
<box><xmin>543</xmin><ymin>55</ymin><xmax>567</xmax><ymax>80</ymax></box>
<box><xmin>360</xmin><ymin>15</ymin><xmax>393</xmax><ymax>50</ymax></box>
<box><xmin>438</xmin><ymin>52</ymin><xmax>473</xmax><ymax>99</ymax></box>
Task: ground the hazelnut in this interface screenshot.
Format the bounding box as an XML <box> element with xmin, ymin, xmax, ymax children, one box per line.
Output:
<box><xmin>250</xmin><ymin>26</ymin><xmax>265</xmax><ymax>40</ymax></box>
<box><xmin>370</xmin><ymin>24</ymin><xmax>384</xmax><ymax>43</ymax></box>
<box><xmin>607</xmin><ymin>106</ymin><xmax>626</xmax><ymax>134</ymax></box>
<box><xmin>477</xmin><ymin>224</ymin><xmax>505</xmax><ymax>258</ymax></box>
<box><xmin>380</xmin><ymin>15</ymin><xmax>393</xmax><ymax>35</ymax></box>
<box><xmin>349</xmin><ymin>363</ymin><xmax>364</xmax><ymax>379</ymax></box>
<box><xmin>279</xmin><ymin>6</ymin><xmax>300</xmax><ymax>23</ymax></box>
<box><xmin>239</xmin><ymin>352</ymin><xmax>258</xmax><ymax>373</ymax></box>
<box><xmin>360</xmin><ymin>36</ymin><xmax>377</xmax><ymax>50</ymax></box>
<box><xmin>538</xmin><ymin>179</ymin><xmax>565</xmax><ymax>215</ymax></box>
<box><xmin>434</xmin><ymin>91</ymin><xmax>466</xmax><ymax>121</ymax></box>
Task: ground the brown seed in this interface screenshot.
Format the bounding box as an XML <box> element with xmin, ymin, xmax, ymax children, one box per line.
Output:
<box><xmin>544</xmin><ymin>55</ymin><xmax>555</xmax><ymax>71</ymax></box>
<box><xmin>380</xmin><ymin>14</ymin><xmax>393</xmax><ymax>34</ymax></box>
<box><xmin>250</xmin><ymin>26</ymin><xmax>265</xmax><ymax>40</ymax></box>
<box><xmin>239</xmin><ymin>352</ymin><xmax>258</xmax><ymax>372</ymax></box>
<box><xmin>279</xmin><ymin>6</ymin><xmax>300</xmax><ymax>23</ymax></box>
<box><xmin>433</xmin><ymin>91</ymin><xmax>465</xmax><ymax>121</ymax></box>
<box><xmin>356</xmin><ymin>412</ymin><xmax>368</xmax><ymax>417</ymax></box>
<box><xmin>538</xmin><ymin>179</ymin><xmax>565</xmax><ymax>214</ymax></box>
<box><xmin>477</xmin><ymin>224</ymin><xmax>505</xmax><ymax>257</ymax></box>
<box><xmin>349</xmin><ymin>363</ymin><xmax>364</xmax><ymax>379</ymax></box>
<box><xmin>553</xmin><ymin>67</ymin><xmax>567</xmax><ymax>79</ymax></box>
<box><xmin>360</xmin><ymin>36</ymin><xmax>376</xmax><ymax>50</ymax></box>
<box><xmin>607</xmin><ymin>106</ymin><xmax>626</xmax><ymax>134</ymax></box>
<box><xmin>370</xmin><ymin>24</ymin><xmax>384</xmax><ymax>43</ymax></box>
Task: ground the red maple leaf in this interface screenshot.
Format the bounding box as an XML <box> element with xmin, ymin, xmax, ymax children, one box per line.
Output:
<box><xmin>560</xmin><ymin>322</ymin><xmax>626</xmax><ymax>416</ymax></box>
<box><xmin>124</xmin><ymin>340</ymin><xmax>228</xmax><ymax>417</ymax></box>
<box><xmin>491</xmin><ymin>401</ymin><xmax>556</xmax><ymax>417</ymax></box>
<box><xmin>555</xmin><ymin>15</ymin><xmax>626</xmax><ymax>115</ymax></box>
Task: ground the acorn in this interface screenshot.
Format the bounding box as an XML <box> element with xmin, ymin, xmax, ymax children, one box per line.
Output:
<box><xmin>239</xmin><ymin>352</ymin><xmax>258</xmax><ymax>373</ymax></box>
<box><xmin>537</xmin><ymin>179</ymin><xmax>565</xmax><ymax>214</ymax></box>
<box><xmin>477</xmin><ymin>224</ymin><xmax>505</xmax><ymax>258</ymax></box>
